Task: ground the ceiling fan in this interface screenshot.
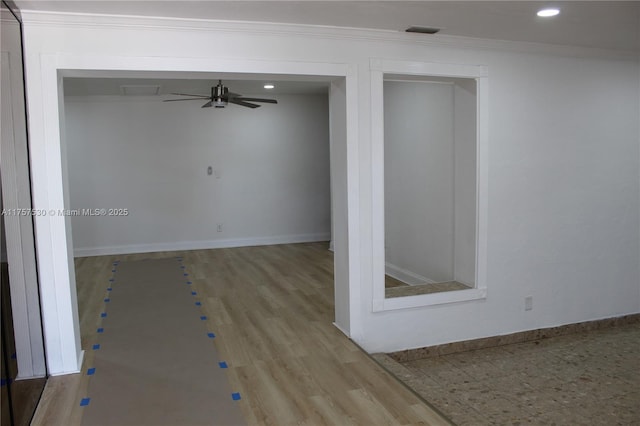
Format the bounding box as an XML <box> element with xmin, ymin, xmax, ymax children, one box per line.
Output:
<box><xmin>163</xmin><ymin>80</ymin><xmax>277</xmax><ymax>109</ymax></box>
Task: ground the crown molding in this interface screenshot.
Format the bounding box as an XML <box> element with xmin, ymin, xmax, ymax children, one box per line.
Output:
<box><xmin>19</xmin><ymin>10</ymin><xmax>639</xmax><ymax>62</ymax></box>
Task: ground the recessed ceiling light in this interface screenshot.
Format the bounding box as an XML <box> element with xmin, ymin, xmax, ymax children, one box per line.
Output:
<box><xmin>537</xmin><ymin>8</ymin><xmax>560</xmax><ymax>17</ymax></box>
<box><xmin>264</xmin><ymin>84</ymin><xmax>275</xmax><ymax>89</ymax></box>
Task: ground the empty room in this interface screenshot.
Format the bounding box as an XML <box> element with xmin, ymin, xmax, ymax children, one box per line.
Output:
<box><xmin>2</xmin><ymin>1</ymin><xmax>639</xmax><ymax>425</ymax></box>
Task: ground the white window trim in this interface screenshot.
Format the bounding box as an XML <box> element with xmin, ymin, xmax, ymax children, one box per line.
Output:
<box><xmin>370</xmin><ymin>58</ymin><xmax>489</xmax><ymax>312</ymax></box>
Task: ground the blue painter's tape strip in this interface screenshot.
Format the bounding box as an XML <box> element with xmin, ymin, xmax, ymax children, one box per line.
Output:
<box><xmin>87</xmin><ymin>368</ymin><xmax>96</xmax><ymax>376</ymax></box>
<box><xmin>80</xmin><ymin>398</ymin><xmax>91</xmax><ymax>407</ymax></box>
<box><xmin>92</xmin><ymin>344</ymin><xmax>100</xmax><ymax>350</ymax></box>
<box><xmin>180</xmin><ymin>265</ymin><xmax>186</xmax><ymax>269</ymax></box>
<box><xmin>104</xmin><ymin>298</ymin><xmax>110</xmax><ymax>303</ymax></box>
<box><xmin>207</xmin><ymin>332</ymin><xmax>216</xmax><ymax>338</ymax></box>
<box><xmin>191</xmin><ymin>291</ymin><xmax>197</xmax><ymax>296</ymax></box>
<box><xmin>97</xmin><ymin>328</ymin><xmax>104</xmax><ymax>333</ymax></box>
<box><xmin>109</xmin><ymin>278</ymin><xmax>114</xmax><ymax>282</ymax></box>
<box><xmin>107</xmin><ymin>287</ymin><xmax>112</xmax><ymax>292</ymax></box>
<box><xmin>200</xmin><ymin>316</ymin><xmax>207</xmax><ymax>321</ymax></box>
<box><xmin>219</xmin><ymin>361</ymin><xmax>228</xmax><ymax>369</ymax></box>
<box><xmin>101</xmin><ymin>312</ymin><xmax>107</xmax><ymax>318</ymax></box>
<box><xmin>187</xmin><ymin>281</ymin><xmax>192</xmax><ymax>285</ymax></box>
<box><xmin>232</xmin><ymin>393</ymin><xmax>241</xmax><ymax>401</ymax></box>
<box><xmin>112</xmin><ymin>269</ymin><xmax>116</xmax><ymax>272</ymax></box>
<box><xmin>183</xmin><ymin>273</ymin><xmax>189</xmax><ymax>276</ymax></box>
<box><xmin>195</xmin><ymin>301</ymin><xmax>201</xmax><ymax>306</ymax></box>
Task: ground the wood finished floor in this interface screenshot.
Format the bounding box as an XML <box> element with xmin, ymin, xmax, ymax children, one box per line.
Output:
<box><xmin>32</xmin><ymin>242</ymin><xmax>451</xmax><ymax>425</ymax></box>
<box><xmin>384</xmin><ymin>271</ymin><xmax>473</xmax><ymax>298</ymax></box>
<box><xmin>385</xmin><ymin>281</ymin><xmax>472</xmax><ymax>299</ymax></box>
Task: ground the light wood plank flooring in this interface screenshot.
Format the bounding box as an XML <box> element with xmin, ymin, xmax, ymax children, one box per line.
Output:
<box><xmin>33</xmin><ymin>242</ymin><xmax>451</xmax><ymax>425</ymax></box>
<box><xmin>385</xmin><ymin>281</ymin><xmax>472</xmax><ymax>298</ymax></box>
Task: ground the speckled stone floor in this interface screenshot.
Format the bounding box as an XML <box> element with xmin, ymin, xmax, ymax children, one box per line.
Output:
<box><xmin>374</xmin><ymin>322</ymin><xmax>640</xmax><ymax>425</ymax></box>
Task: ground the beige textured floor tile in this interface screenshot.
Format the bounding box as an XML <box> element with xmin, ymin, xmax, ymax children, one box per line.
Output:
<box><xmin>519</xmin><ymin>407</ymin><xmax>593</xmax><ymax>426</ymax></box>
<box><xmin>392</xmin><ymin>323</ymin><xmax>639</xmax><ymax>426</ymax></box>
<box><xmin>405</xmin><ymin>358</ymin><xmax>475</xmax><ymax>385</ymax></box>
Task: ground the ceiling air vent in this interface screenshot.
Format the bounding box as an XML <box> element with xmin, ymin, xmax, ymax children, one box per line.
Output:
<box><xmin>120</xmin><ymin>85</ymin><xmax>161</xmax><ymax>96</ymax></box>
<box><xmin>405</xmin><ymin>26</ymin><xmax>440</xmax><ymax>35</ymax></box>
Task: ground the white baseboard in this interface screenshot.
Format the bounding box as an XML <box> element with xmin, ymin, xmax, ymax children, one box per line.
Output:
<box><xmin>385</xmin><ymin>262</ymin><xmax>435</xmax><ymax>286</ymax></box>
<box><xmin>73</xmin><ymin>233</ymin><xmax>331</xmax><ymax>257</ymax></box>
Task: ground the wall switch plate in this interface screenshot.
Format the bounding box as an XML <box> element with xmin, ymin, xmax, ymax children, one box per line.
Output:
<box><xmin>525</xmin><ymin>296</ymin><xmax>533</xmax><ymax>311</ymax></box>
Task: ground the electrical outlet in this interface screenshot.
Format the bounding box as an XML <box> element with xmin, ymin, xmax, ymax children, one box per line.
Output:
<box><xmin>525</xmin><ymin>296</ymin><xmax>533</xmax><ymax>311</ymax></box>
<box><xmin>217</xmin><ymin>223</ymin><xmax>223</xmax><ymax>232</ymax></box>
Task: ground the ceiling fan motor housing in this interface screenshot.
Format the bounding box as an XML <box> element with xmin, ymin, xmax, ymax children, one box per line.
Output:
<box><xmin>212</xmin><ymin>83</ymin><xmax>228</xmax><ymax>108</ymax></box>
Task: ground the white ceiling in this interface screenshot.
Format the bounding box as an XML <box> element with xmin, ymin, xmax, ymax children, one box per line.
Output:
<box><xmin>63</xmin><ymin>77</ymin><xmax>331</xmax><ymax>97</ymax></box>
<box><xmin>24</xmin><ymin>1</ymin><xmax>639</xmax><ymax>97</ymax></box>
<box><xmin>15</xmin><ymin>1</ymin><xmax>640</xmax><ymax>52</ymax></box>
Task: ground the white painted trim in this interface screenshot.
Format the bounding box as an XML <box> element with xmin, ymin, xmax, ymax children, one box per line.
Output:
<box><xmin>370</xmin><ymin>65</ymin><xmax>387</xmax><ymax>312</ymax></box>
<box><xmin>475</xmin><ymin>72</ymin><xmax>490</xmax><ymax>299</ymax></box>
<box><xmin>371</xmin><ymin>58</ymin><xmax>488</xmax><ymax>79</ymax></box>
<box><xmin>369</xmin><ymin>58</ymin><xmax>489</xmax><ymax>313</ymax></box>
<box><xmin>384</xmin><ymin>262</ymin><xmax>435</xmax><ymax>286</ymax></box>
<box><xmin>73</xmin><ymin>233</ymin><xmax>332</xmax><ymax>257</ymax></box>
<box><xmin>26</xmin><ymin>53</ymin><xmax>82</xmax><ymax>375</ymax></box>
<box><xmin>0</xmin><ymin>51</ymin><xmax>47</xmax><ymax>379</ymax></box>
<box><xmin>374</xmin><ymin>287</ymin><xmax>487</xmax><ymax>312</ymax></box>
<box><xmin>328</xmin><ymin>75</ymin><xmax>357</xmax><ymax>338</ymax></box>
<box><xmin>344</xmin><ymin>64</ymin><xmax>361</xmax><ymax>340</ymax></box>
<box><xmin>26</xmin><ymin>52</ymin><xmax>357</xmax><ymax>375</ymax></box>
<box><xmin>19</xmin><ymin>10</ymin><xmax>638</xmax><ymax>61</ymax></box>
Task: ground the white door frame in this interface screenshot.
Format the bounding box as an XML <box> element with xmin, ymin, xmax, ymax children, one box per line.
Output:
<box><xmin>25</xmin><ymin>54</ymin><xmax>361</xmax><ymax>375</ymax></box>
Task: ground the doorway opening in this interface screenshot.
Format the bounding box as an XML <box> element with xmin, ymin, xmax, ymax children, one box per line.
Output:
<box><xmin>61</xmin><ymin>72</ymin><xmax>338</xmax><ymax>350</ymax></box>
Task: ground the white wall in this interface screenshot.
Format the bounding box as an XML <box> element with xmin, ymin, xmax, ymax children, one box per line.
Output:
<box><xmin>453</xmin><ymin>80</ymin><xmax>477</xmax><ymax>286</ymax></box>
<box><xmin>383</xmin><ymin>79</ymin><xmax>476</xmax><ymax>286</ymax></box>
<box><xmin>384</xmin><ymin>81</ymin><xmax>455</xmax><ymax>283</ymax></box>
<box><xmin>20</xmin><ymin>11</ymin><xmax>640</xmax><ymax>371</ymax></box>
<box><xmin>368</xmin><ymin>52</ymin><xmax>640</xmax><ymax>351</ymax></box>
<box><xmin>64</xmin><ymin>93</ymin><xmax>331</xmax><ymax>256</ymax></box>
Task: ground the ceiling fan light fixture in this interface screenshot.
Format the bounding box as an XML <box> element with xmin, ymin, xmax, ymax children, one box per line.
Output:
<box><xmin>164</xmin><ymin>80</ymin><xmax>277</xmax><ymax>109</ymax></box>
<box><xmin>537</xmin><ymin>8</ymin><xmax>560</xmax><ymax>17</ymax></box>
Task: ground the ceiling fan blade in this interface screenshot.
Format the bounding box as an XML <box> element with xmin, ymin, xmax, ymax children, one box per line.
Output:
<box><xmin>235</xmin><ymin>97</ymin><xmax>278</xmax><ymax>104</ymax></box>
<box><xmin>201</xmin><ymin>101</ymin><xmax>213</xmax><ymax>108</ymax></box>
<box><xmin>228</xmin><ymin>99</ymin><xmax>260</xmax><ymax>108</ymax></box>
<box><xmin>169</xmin><ymin>93</ymin><xmax>210</xmax><ymax>98</ymax></box>
<box><xmin>163</xmin><ymin>98</ymin><xmax>213</xmax><ymax>102</ymax></box>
